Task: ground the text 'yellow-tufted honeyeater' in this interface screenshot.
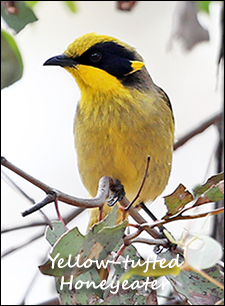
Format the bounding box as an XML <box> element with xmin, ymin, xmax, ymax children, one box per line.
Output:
<box><xmin>44</xmin><ymin>33</ymin><xmax>175</xmax><ymax>227</ymax></box>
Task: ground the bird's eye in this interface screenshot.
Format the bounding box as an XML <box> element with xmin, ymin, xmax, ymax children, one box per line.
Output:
<box><xmin>89</xmin><ymin>51</ymin><xmax>102</xmax><ymax>63</ymax></box>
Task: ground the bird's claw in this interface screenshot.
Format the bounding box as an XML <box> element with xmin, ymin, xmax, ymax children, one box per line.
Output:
<box><xmin>107</xmin><ymin>179</ymin><xmax>125</xmax><ymax>207</ymax></box>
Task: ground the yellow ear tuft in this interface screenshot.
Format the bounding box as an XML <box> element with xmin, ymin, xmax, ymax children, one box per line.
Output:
<box><xmin>129</xmin><ymin>60</ymin><xmax>145</xmax><ymax>74</ymax></box>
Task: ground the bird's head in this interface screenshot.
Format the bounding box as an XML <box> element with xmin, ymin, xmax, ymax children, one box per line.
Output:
<box><xmin>44</xmin><ymin>33</ymin><xmax>148</xmax><ymax>93</ymax></box>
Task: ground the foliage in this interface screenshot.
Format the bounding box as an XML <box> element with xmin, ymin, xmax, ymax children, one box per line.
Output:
<box><xmin>1</xmin><ymin>1</ymin><xmax>76</xmax><ymax>88</ymax></box>
<box><xmin>1</xmin><ymin>29</ymin><xmax>23</xmax><ymax>89</ymax></box>
<box><xmin>39</xmin><ymin>173</ymin><xmax>224</xmax><ymax>305</ymax></box>
<box><xmin>196</xmin><ymin>1</ymin><xmax>223</xmax><ymax>14</ymax></box>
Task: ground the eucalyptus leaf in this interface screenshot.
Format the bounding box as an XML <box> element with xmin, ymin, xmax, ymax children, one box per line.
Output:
<box><xmin>163</xmin><ymin>184</ymin><xmax>194</xmax><ymax>218</ymax></box>
<box><xmin>40</xmin><ymin>207</ymin><xmax>127</xmax><ymax>278</ymax></box>
<box><xmin>1</xmin><ymin>1</ymin><xmax>38</xmax><ymax>33</ymax></box>
<box><xmin>1</xmin><ymin>30</ymin><xmax>23</xmax><ymax>89</ymax></box>
<box><xmin>39</xmin><ymin>227</ymin><xmax>85</xmax><ymax>277</ymax></box>
<box><xmin>45</xmin><ymin>221</ymin><xmax>67</xmax><ymax>246</ymax></box>
<box><xmin>56</xmin><ymin>268</ymin><xmax>103</xmax><ymax>305</ymax></box>
<box><xmin>63</xmin><ymin>1</ymin><xmax>77</xmax><ymax>13</ymax></box>
<box><xmin>194</xmin><ymin>172</ymin><xmax>224</xmax><ymax>197</ymax></box>
<box><xmin>161</xmin><ymin>251</ymin><xmax>224</xmax><ymax>305</ymax></box>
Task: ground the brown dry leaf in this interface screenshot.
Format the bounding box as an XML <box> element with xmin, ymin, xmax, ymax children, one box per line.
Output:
<box><xmin>164</xmin><ymin>184</ymin><xmax>194</xmax><ymax>218</ymax></box>
<box><xmin>117</xmin><ymin>1</ymin><xmax>137</xmax><ymax>11</ymax></box>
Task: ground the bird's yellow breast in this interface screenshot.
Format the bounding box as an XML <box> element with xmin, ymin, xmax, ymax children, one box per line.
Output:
<box><xmin>74</xmin><ymin>83</ymin><xmax>174</xmax><ymax>204</ymax></box>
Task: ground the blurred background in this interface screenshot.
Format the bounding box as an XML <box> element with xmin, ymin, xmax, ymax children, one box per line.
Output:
<box><xmin>1</xmin><ymin>1</ymin><xmax>223</xmax><ymax>304</ymax></box>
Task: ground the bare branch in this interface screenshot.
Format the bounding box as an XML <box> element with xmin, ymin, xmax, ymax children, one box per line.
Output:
<box><xmin>1</xmin><ymin>157</ymin><xmax>111</xmax><ymax>215</ymax></box>
<box><xmin>1</xmin><ymin>231</ymin><xmax>44</xmax><ymax>258</ymax></box>
<box><xmin>1</xmin><ymin>208</ymin><xmax>84</xmax><ymax>234</ymax></box>
<box><xmin>1</xmin><ymin>157</ymin><xmax>167</xmax><ymax>242</ymax></box>
<box><xmin>128</xmin><ymin>237</ymin><xmax>168</xmax><ymax>247</ymax></box>
<box><xmin>174</xmin><ymin>112</ymin><xmax>223</xmax><ymax>150</ymax></box>
<box><xmin>119</xmin><ymin>197</ymin><xmax>163</xmax><ymax>239</ymax></box>
<box><xmin>151</xmin><ymin>207</ymin><xmax>224</xmax><ymax>228</ymax></box>
<box><xmin>1</xmin><ymin>156</ymin><xmax>52</xmax><ymax>193</ymax></box>
<box><xmin>22</xmin><ymin>192</ymin><xmax>57</xmax><ymax>217</ymax></box>
<box><xmin>37</xmin><ymin>297</ymin><xmax>60</xmax><ymax>305</ymax></box>
<box><xmin>1</xmin><ymin>169</ymin><xmax>52</xmax><ymax>226</ymax></box>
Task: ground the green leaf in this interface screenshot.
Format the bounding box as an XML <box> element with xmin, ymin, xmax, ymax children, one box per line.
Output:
<box><xmin>63</xmin><ymin>1</ymin><xmax>77</xmax><ymax>13</ymax></box>
<box><xmin>56</xmin><ymin>268</ymin><xmax>103</xmax><ymax>305</ymax></box>
<box><xmin>1</xmin><ymin>1</ymin><xmax>38</xmax><ymax>33</ymax></box>
<box><xmin>78</xmin><ymin>220</ymin><xmax>128</xmax><ymax>272</ymax></box>
<box><xmin>91</xmin><ymin>205</ymin><xmax>119</xmax><ymax>234</ymax></box>
<box><xmin>194</xmin><ymin>182</ymin><xmax>224</xmax><ymax>206</ymax></box>
<box><xmin>204</xmin><ymin>182</ymin><xmax>224</xmax><ymax>202</ymax></box>
<box><xmin>45</xmin><ymin>221</ymin><xmax>67</xmax><ymax>246</ymax></box>
<box><xmin>1</xmin><ymin>29</ymin><xmax>23</xmax><ymax>89</ymax></box>
<box><xmin>163</xmin><ymin>184</ymin><xmax>194</xmax><ymax>218</ymax></box>
<box><xmin>197</xmin><ymin>1</ymin><xmax>212</xmax><ymax>14</ymax></box>
<box><xmin>39</xmin><ymin>226</ymin><xmax>85</xmax><ymax>277</ymax></box>
<box><xmin>169</xmin><ymin>265</ymin><xmax>224</xmax><ymax>305</ymax></box>
<box><xmin>39</xmin><ymin>206</ymin><xmax>127</xmax><ymax>278</ymax></box>
<box><xmin>162</xmin><ymin>251</ymin><xmax>224</xmax><ymax>305</ymax></box>
<box><xmin>193</xmin><ymin>172</ymin><xmax>224</xmax><ymax>197</ymax></box>
<box><xmin>25</xmin><ymin>1</ymin><xmax>39</xmax><ymax>9</ymax></box>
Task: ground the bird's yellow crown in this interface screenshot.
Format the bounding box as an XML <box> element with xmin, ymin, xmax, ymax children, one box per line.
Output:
<box><xmin>64</xmin><ymin>32</ymin><xmax>135</xmax><ymax>58</ymax></box>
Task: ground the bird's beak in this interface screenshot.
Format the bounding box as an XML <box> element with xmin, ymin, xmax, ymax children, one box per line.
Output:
<box><xmin>43</xmin><ymin>54</ymin><xmax>77</xmax><ymax>68</ymax></box>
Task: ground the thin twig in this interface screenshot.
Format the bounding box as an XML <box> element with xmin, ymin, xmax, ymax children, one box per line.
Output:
<box><xmin>174</xmin><ymin>112</ymin><xmax>223</xmax><ymax>150</ymax></box>
<box><xmin>119</xmin><ymin>196</ymin><xmax>163</xmax><ymax>239</ymax></box>
<box><xmin>1</xmin><ymin>232</ymin><xmax>44</xmax><ymax>258</ymax></box>
<box><xmin>114</xmin><ymin>233</ymin><xmax>169</xmax><ymax>262</ymax></box>
<box><xmin>128</xmin><ymin>237</ymin><xmax>168</xmax><ymax>246</ymax></box>
<box><xmin>123</xmin><ymin>225</ymin><xmax>168</xmax><ymax>248</ymax></box>
<box><xmin>54</xmin><ymin>198</ymin><xmax>66</xmax><ymax>229</ymax></box>
<box><xmin>64</xmin><ymin>207</ymin><xmax>85</xmax><ymax>224</ymax></box>
<box><xmin>37</xmin><ymin>297</ymin><xmax>60</xmax><ymax>305</ymax></box>
<box><xmin>22</xmin><ymin>192</ymin><xmax>57</xmax><ymax>217</ymax></box>
<box><xmin>151</xmin><ymin>207</ymin><xmax>224</xmax><ymax>228</ymax></box>
<box><xmin>1</xmin><ymin>169</ymin><xmax>36</xmax><ymax>204</ymax></box>
<box><xmin>1</xmin><ymin>223</ymin><xmax>48</xmax><ymax>233</ymax></box>
<box><xmin>125</xmin><ymin>155</ymin><xmax>150</xmax><ymax>210</ymax></box>
<box><xmin>1</xmin><ymin>169</ymin><xmax>52</xmax><ymax>227</ymax></box>
<box><xmin>1</xmin><ymin>208</ymin><xmax>85</xmax><ymax>259</ymax></box>
<box><xmin>19</xmin><ymin>270</ymin><xmax>39</xmax><ymax>305</ymax></box>
<box><xmin>1</xmin><ymin>208</ymin><xmax>85</xmax><ymax>234</ymax></box>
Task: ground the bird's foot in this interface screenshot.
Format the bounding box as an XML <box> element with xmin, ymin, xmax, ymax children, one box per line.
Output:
<box><xmin>107</xmin><ymin>179</ymin><xmax>125</xmax><ymax>207</ymax></box>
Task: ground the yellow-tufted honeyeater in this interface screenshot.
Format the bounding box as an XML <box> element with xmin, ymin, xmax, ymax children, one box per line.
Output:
<box><xmin>44</xmin><ymin>33</ymin><xmax>174</xmax><ymax>227</ymax></box>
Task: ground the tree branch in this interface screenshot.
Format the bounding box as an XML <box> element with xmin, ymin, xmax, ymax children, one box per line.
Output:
<box><xmin>1</xmin><ymin>231</ymin><xmax>44</xmax><ymax>258</ymax></box>
<box><xmin>119</xmin><ymin>197</ymin><xmax>163</xmax><ymax>239</ymax></box>
<box><xmin>151</xmin><ymin>207</ymin><xmax>224</xmax><ymax>228</ymax></box>
<box><xmin>1</xmin><ymin>208</ymin><xmax>84</xmax><ymax>234</ymax></box>
<box><xmin>1</xmin><ymin>157</ymin><xmax>111</xmax><ymax>213</ymax></box>
<box><xmin>1</xmin><ymin>156</ymin><xmax>164</xmax><ymax>241</ymax></box>
<box><xmin>174</xmin><ymin>112</ymin><xmax>223</xmax><ymax>150</ymax></box>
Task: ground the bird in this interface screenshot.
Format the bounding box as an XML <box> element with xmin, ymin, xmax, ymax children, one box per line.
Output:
<box><xmin>44</xmin><ymin>33</ymin><xmax>175</xmax><ymax>227</ymax></box>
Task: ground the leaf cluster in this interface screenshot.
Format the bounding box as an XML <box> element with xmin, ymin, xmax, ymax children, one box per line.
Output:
<box><xmin>1</xmin><ymin>1</ymin><xmax>76</xmax><ymax>89</ymax></box>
